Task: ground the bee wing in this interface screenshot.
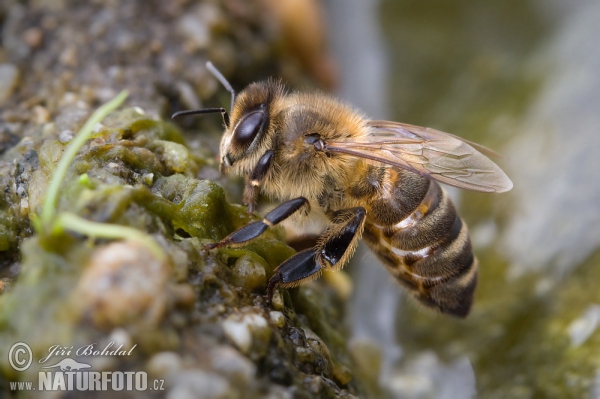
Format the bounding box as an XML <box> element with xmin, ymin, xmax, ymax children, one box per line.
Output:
<box><xmin>326</xmin><ymin>120</ymin><xmax>513</xmax><ymax>193</ymax></box>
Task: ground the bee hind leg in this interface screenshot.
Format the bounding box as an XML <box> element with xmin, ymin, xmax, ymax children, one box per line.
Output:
<box><xmin>316</xmin><ymin>207</ymin><xmax>367</xmax><ymax>270</ymax></box>
<box><xmin>265</xmin><ymin>248</ymin><xmax>321</xmax><ymax>301</ymax></box>
<box><xmin>265</xmin><ymin>207</ymin><xmax>366</xmax><ymax>302</ymax></box>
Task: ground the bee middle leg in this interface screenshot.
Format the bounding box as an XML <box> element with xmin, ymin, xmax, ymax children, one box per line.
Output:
<box><xmin>205</xmin><ymin>197</ymin><xmax>309</xmax><ymax>250</ymax></box>
<box><xmin>266</xmin><ymin>207</ymin><xmax>366</xmax><ymax>300</ymax></box>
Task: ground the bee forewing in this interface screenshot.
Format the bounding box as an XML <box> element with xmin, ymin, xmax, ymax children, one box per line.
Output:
<box><xmin>368</xmin><ymin>120</ymin><xmax>505</xmax><ymax>159</ymax></box>
<box><xmin>326</xmin><ymin>120</ymin><xmax>513</xmax><ymax>193</ymax></box>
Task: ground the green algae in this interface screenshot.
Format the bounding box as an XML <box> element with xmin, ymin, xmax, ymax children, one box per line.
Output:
<box><xmin>0</xmin><ymin>102</ymin><xmax>365</xmax><ymax>398</ymax></box>
<box><xmin>0</xmin><ymin>0</ymin><xmax>371</xmax><ymax>396</ymax></box>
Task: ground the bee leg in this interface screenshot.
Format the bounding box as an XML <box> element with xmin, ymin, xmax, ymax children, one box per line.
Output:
<box><xmin>265</xmin><ymin>248</ymin><xmax>320</xmax><ymax>301</ymax></box>
<box><xmin>265</xmin><ymin>207</ymin><xmax>366</xmax><ymax>302</ymax></box>
<box><xmin>205</xmin><ymin>197</ymin><xmax>308</xmax><ymax>250</ymax></box>
<box><xmin>316</xmin><ymin>207</ymin><xmax>367</xmax><ymax>271</ymax></box>
<box><xmin>243</xmin><ymin>150</ymin><xmax>275</xmax><ymax>214</ymax></box>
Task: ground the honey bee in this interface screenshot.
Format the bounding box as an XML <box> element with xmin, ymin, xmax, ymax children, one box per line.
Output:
<box><xmin>174</xmin><ymin>62</ymin><xmax>512</xmax><ymax>317</ymax></box>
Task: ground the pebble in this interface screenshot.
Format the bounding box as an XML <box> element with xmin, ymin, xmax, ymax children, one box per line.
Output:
<box><xmin>75</xmin><ymin>240</ymin><xmax>170</xmax><ymax>328</ymax></box>
<box><xmin>222</xmin><ymin>312</ymin><xmax>270</xmax><ymax>354</ymax></box>
<box><xmin>210</xmin><ymin>346</ymin><xmax>256</xmax><ymax>385</ymax></box>
<box><xmin>269</xmin><ymin>311</ymin><xmax>285</xmax><ymax>328</ymax></box>
<box><xmin>155</xmin><ymin>140</ymin><xmax>190</xmax><ymax>173</ymax></box>
<box><xmin>19</xmin><ymin>198</ymin><xmax>29</xmax><ymax>217</ymax></box>
<box><xmin>178</xmin><ymin>14</ymin><xmax>210</xmax><ymax>51</ymax></box>
<box><xmin>23</xmin><ymin>27</ymin><xmax>43</xmax><ymax>48</ymax></box>
<box><xmin>59</xmin><ymin>45</ymin><xmax>78</xmax><ymax>67</ymax></box>
<box><xmin>230</xmin><ymin>254</ymin><xmax>267</xmax><ymax>291</ymax></box>
<box><xmin>270</xmin><ymin>290</ymin><xmax>284</xmax><ymax>311</ymax></box>
<box><xmin>147</xmin><ymin>351</ymin><xmax>183</xmax><ymax>378</ymax></box>
<box><xmin>0</xmin><ymin>63</ymin><xmax>20</xmax><ymax>105</ymax></box>
<box><xmin>142</xmin><ymin>172</ymin><xmax>154</xmax><ymax>186</ymax></box>
<box><xmin>58</xmin><ymin>130</ymin><xmax>75</xmax><ymax>143</ymax></box>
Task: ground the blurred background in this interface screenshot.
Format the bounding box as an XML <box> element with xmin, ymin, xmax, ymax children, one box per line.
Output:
<box><xmin>325</xmin><ymin>0</ymin><xmax>600</xmax><ymax>397</ymax></box>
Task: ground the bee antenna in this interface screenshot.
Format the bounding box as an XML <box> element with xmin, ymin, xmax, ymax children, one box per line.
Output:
<box><xmin>170</xmin><ymin>62</ymin><xmax>235</xmax><ymax>128</ymax></box>
<box><xmin>206</xmin><ymin>61</ymin><xmax>236</xmax><ymax>111</ymax></box>
<box><xmin>171</xmin><ymin>107</ymin><xmax>230</xmax><ymax>128</ymax></box>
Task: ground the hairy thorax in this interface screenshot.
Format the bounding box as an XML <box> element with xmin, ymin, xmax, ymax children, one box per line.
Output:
<box><xmin>260</xmin><ymin>95</ymin><xmax>365</xmax><ymax>211</ymax></box>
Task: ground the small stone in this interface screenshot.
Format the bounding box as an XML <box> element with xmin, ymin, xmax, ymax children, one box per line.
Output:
<box><xmin>75</xmin><ymin>241</ymin><xmax>170</xmax><ymax>328</ymax></box>
<box><xmin>42</xmin><ymin>123</ymin><xmax>55</xmax><ymax>137</ymax></box>
<box><xmin>142</xmin><ymin>172</ymin><xmax>155</xmax><ymax>186</ymax></box>
<box><xmin>170</xmin><ymin>284</ymin><xmax>196</xmax><ymax>308</ymax></box>
<box><xmin>147</xmin><ymin>351</ymin><xmax>183</xmax><ymax>378</ymax></box>
<box><xmin>230</xmin><ymin>254</ymin><xmax>267</xmax><ymax>291</ymax></box>
<box><xmin>154</xmin><ymin>140</ymin><xmax>190</xmax><ymax>173</ymax></box>
<box><xmin>0</xmin><ymin>64</ymin><xmax>20</xmax><ymax>105</ymax></box>
<box><xmin>58</xmin><ymin>130</ymin><xmax>75</xmax><ymax>143</ymax></box>
<box><xmin>133</xmin><ymin>106</ymin><xmax>145</xmax><ymax>115</ymax></box>
<box><xmin>271</xmin><ymin>290</ymin><xmax>284</xmax><ymax>311</ymax></box>
<box><xmin>108</xmin><ymin>328</ymin><xmax>133</xmax><ymax>349</ymax></box>
<box><xmin>33</xmin><ymin>105</ymin><xmax>50</xmax><ymax>125</ymax></box>
<box><xmin>210</xmin><ymin>346</ymin><xmax>256</xmax><ymax>385</ymax></box>
<box><xmin>59</xmin><ymin>45</ymin><xmax>78</xmax><ymax>67</ymax></box>
<box><xmin>222</xmin><ymin>317</ymin><xmax>252</xmax><ymax>354</ymax></box>
<box><xmin>23</xmin><ymin>27</ymin><xmax>43</xmax><ymax>48</ymax></box>
<box><xmin>16</xmin><ymin>137</ymin><xmax>34</xmax><ymax>154</ymax></box>
<box><xmin>300</xmin><ymin>328</ymin><xmax>333</xmax><ymax>377</ymax></box>
<box><xmin>176</xmin><ymin>3</ymin><xmax>223</xmax><ymax>51</ymax></box>
<box><xmin>19</xmin><ymin>198</ymin><xmax>29</xmax><ymax>217</ymax></box>
<box><xmin>222</xmin><ymin>312</ymin><xmax>270</xmax><ymax>355</ymax></box>
<box><xmin>92</xmin><ymin>123</ymin><xmax>104</xmax><ymax>133</ymax></box>
<box><xmin>269</xmin><ymin>311</ymin><xmax>285</xmax><ymax>328</ymax></box>
<box><xmin>305</xmin><ymin>375</ymin><xmax>323</xmax><ymax>394</ymax></box>
<box><xmin>89</xmin><ymin>138</ymin><xmax>105</xmax><ymax>149</ymax></box>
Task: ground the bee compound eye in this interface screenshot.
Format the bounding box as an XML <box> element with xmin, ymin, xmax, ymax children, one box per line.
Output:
<box><xmin>234</xmin><ymin>110</ymin><xmax>266</xmax><ymax>148</ymax></box>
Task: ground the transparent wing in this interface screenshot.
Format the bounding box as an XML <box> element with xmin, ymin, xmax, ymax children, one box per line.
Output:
<box><xmin>325</xmin><ymin>120</ymin><xmax>513</xmax><ymax>193</ymax></box>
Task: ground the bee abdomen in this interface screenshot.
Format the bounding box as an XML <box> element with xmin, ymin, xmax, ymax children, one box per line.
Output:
<box><xmin>363</xmin><ymin>181</ymin><xmax>478</xmax><ymax>317</ymax></box>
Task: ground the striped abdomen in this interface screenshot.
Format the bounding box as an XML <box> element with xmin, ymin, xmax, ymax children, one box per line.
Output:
<box><xmin>353</xmin><ymin>165</ymin><xmax>478</xmax><ymax>317</ymax></box>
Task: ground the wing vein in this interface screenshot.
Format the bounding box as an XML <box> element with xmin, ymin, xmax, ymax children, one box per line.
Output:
<box><xmin>325</xmin><ymin>120</ymin><xmax>513</xmax><ymax>193</ymax></box>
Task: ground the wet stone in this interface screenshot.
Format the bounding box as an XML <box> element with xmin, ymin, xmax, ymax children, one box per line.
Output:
<box><xmin>0</xmin><ymin>1</ymin><xmax>368</xmax><ymax>398</ymax></box>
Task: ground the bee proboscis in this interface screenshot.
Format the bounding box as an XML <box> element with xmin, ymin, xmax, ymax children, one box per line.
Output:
<box><xmin>174</xmin><ymin>62</ymin><xmax>512</xmax><ymax>317</ymax></box>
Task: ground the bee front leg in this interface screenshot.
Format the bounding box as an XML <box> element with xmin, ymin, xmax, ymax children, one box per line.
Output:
<box><xmin>205</xmin><ymin>196</ymin><xmax>308</xmax><ymax>250</ymax></box>
<box><xmin>266</xmin><ymin>207</ymin><xmax>366</xmax><ymax>301</ymax></box>
<box><xmin>243</xmin><ymin>150</ymin><xmax>274</xmax><ymax>214</ymax></box>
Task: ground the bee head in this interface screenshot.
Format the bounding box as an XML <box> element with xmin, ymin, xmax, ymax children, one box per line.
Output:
<box><xmin>220</xmin><ymin>79</ymin><xmax>284</xmax><ymax>174</ymax></box>
<box><xmin>171</xmin><ymin>63</ymin><xmax>284</xmax><ymax>176</ymax></box>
